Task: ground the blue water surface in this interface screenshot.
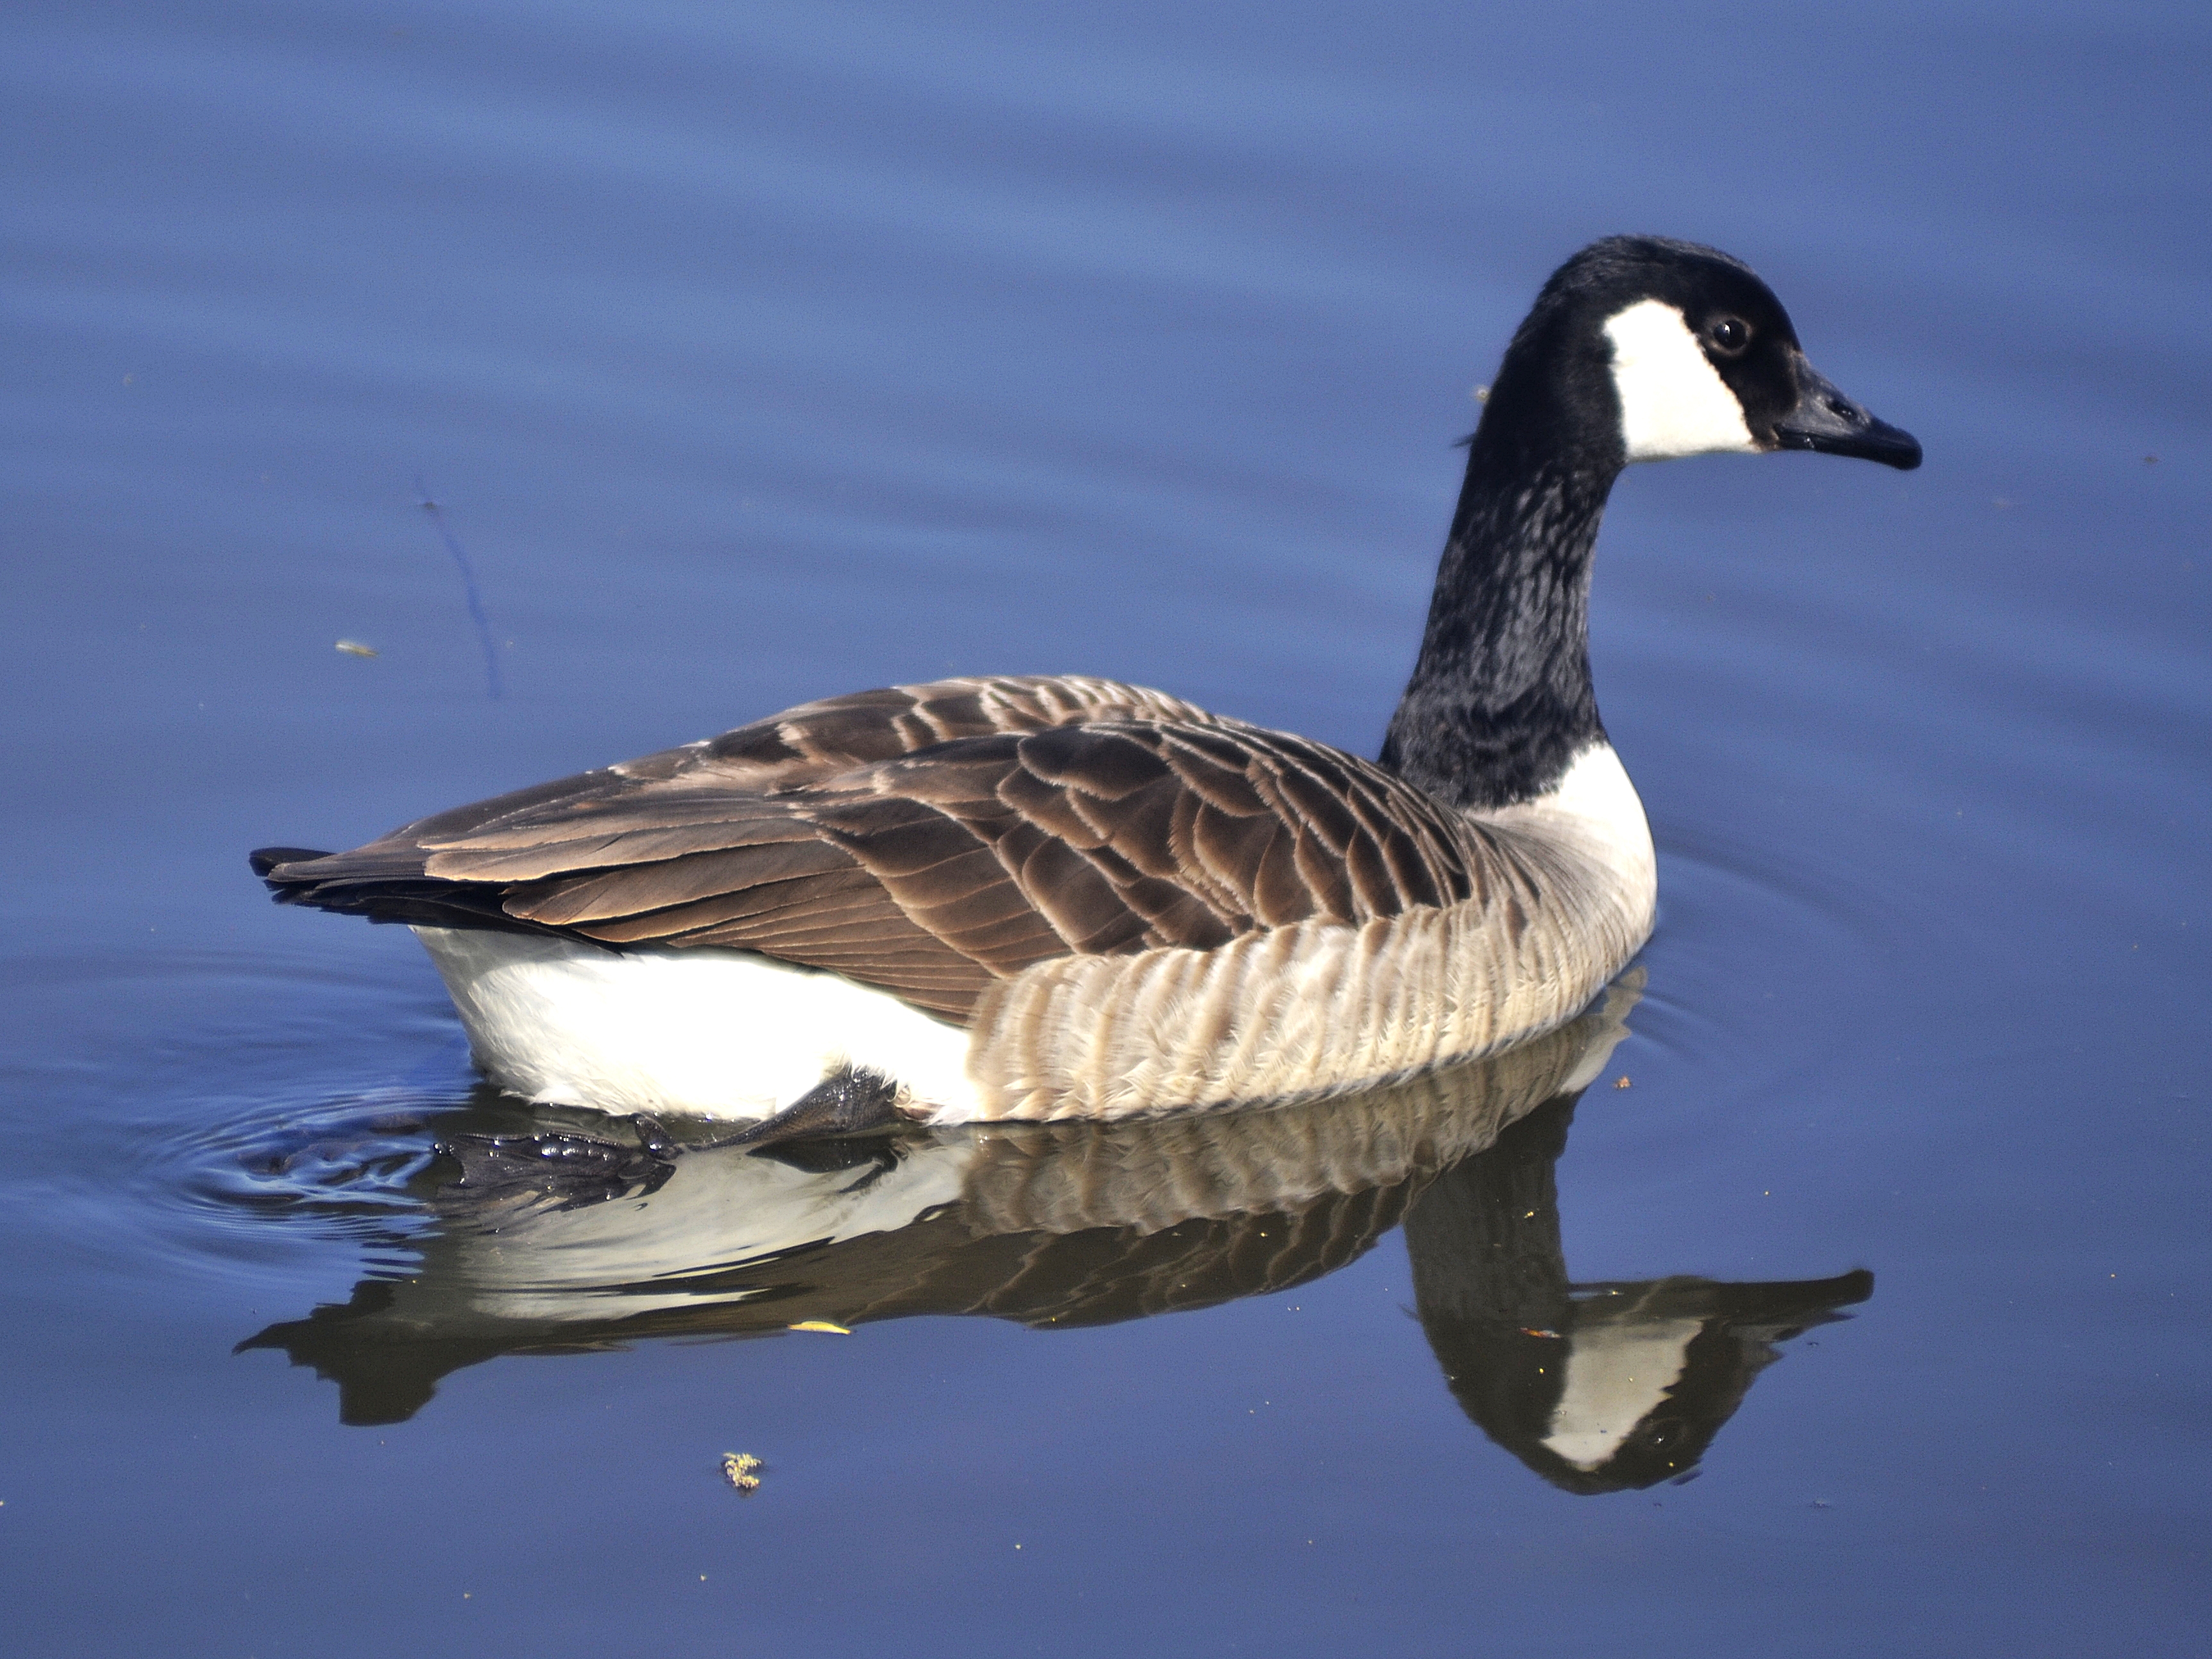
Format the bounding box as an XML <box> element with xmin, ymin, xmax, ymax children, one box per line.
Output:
<box><xmin>3</xmin><ymin>2</ymin><xmax>2207</xmax><ymax>1654</ymax></box>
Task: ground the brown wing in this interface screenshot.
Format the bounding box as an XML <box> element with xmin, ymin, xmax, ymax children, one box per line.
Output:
<box><xmin>255</xmin><ymin>675</ymin><xmax>1487</xmax><ymax>1022</ymax></box>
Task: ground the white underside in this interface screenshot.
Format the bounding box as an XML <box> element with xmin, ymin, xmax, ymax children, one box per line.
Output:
<box><xmin>414</xmin><ymin>741</ymin><xmax>1654</xmax><ymax>1125</ymax></box>
<box><xmin>415</xmin><ymin>927</ymin><xmax>982</xmax><ymax>1120</ymax></box>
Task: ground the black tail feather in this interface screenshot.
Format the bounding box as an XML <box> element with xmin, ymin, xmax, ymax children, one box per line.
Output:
<box><xmin>249</xmin><ymin>846</ymin><xmax>332</xmax><ymax>878</ymax></box>
<box><xmin>248</xmin><ymin>845</ymin><xmax>591</xmax><ymax>942</ymax></box>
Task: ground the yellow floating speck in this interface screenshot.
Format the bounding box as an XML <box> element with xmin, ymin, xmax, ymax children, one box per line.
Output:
<box><xmin>720</xmin><ymin>1452</ymin><xmax>763</xmax><ymax>1494</ymax></box>
<box><xmin>788</xmin><ymin>1320</ymin><xmax>850</xmax><ymax>1335</ymax></box>
<box><xmin>335</xmin><ymin>640</ymin><xmax>378</xmax><ymax>657</ymax></box>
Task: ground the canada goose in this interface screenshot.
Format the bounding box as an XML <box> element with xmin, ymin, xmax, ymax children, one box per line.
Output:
<box><xmin>254</xmin><ymin>235</ymin><xmax>1919</xmax><ymax>1138</ymax></box>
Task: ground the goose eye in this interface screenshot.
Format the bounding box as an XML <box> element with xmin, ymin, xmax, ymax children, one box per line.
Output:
<box><xmin>1709</xmin><ymin>316</ymin><xmax>1751</xmax><ymax>356</ymax></box>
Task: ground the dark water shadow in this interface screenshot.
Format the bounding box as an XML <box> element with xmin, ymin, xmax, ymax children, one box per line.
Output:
<box><xmin>234</xmin><ymin>975</ymin><xmax>1870</xmax><ymax>1492</ymax></box>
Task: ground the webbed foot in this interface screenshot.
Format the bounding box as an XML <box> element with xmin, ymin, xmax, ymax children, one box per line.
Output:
<box><xmin>637</xmin><ymin>1068</ymin><xmax>906</xmax><ymax>1156</ymax></box>
<box><xmin>435</xmin><ymin>1125</ymin><xmax>675</xmax><ymax>1211</ymax></box>
<box><xmin>437</xmin><ymin>1070</ymin><xmax>906</xmax><ymax>1211</ymax></box>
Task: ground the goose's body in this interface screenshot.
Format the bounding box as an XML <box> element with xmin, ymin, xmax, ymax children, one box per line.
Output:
<box><xmin>295</xmin><ymin>684</ymin><xmax>1651</xmax><ymax>1122</ymax></box>
<box><xmin>256</xmin><ymin>236</ymin><xmax>1918</xmax><ymax>1131</ymax></box>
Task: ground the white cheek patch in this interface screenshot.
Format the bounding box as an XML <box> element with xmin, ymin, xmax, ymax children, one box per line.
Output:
<box><xmin>1541</xmin><ymin>1315</ymin><xmax>1701</xmax><ymax>1471</ymax></box>
<box><xmin>1603</xmin><ymin>299</ymin><xmax>1758</xmax><ymax>462</ymax></box>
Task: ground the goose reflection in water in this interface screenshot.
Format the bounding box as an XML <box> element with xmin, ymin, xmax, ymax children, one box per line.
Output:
<box><xmin>242</xmin><ymin>975</ymin><xmax>1870</xmax><ymax>1493</ymax></box>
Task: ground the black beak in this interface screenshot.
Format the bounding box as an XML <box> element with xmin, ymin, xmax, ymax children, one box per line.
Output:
<box><xmin>1770</xmin><ymin>353</ymin><xmax>1921</xmax><ymax>470</ymax></box>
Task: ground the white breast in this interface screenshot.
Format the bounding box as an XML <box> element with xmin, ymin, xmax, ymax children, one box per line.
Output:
<box><xmin>1482</xmin><ymin>740</ymin><xmax>1656</xmax><ymax>900</ymax></box>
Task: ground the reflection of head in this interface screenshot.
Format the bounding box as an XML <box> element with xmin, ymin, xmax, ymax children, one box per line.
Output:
<box><xmin>1405</xmin><ymin>1099</ymin><xmax>1872</xmax><ymax>1494</ymax></box>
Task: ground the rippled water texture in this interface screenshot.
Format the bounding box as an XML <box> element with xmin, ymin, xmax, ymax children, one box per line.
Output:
<box><xmin>3</xmin><ymin>3</ymin><xmax>2207</xmax><ymax>1654</ymax></box>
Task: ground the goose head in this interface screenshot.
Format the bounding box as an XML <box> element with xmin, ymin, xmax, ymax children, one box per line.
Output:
<box><xmin>1478</xmin><ymin>234</ymin><xmax>1921</xmax><ymax>474</ymax></box>
<box><xmin>1385</xmin><ymin>235</ymin><xmax>1919</xmax><ymax>811</ymax></box>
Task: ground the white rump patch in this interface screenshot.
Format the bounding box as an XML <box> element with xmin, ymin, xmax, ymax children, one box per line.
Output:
<box><xmin>412</xmin><ymin>927</ymin><xmax>981</xmax><ymax>1121</ymax></box>
<box><xmin>1541</xmin><ymin>1315</ymin><xmax>1702</xmax><ymax>1471</ymax></box>
<box><xmin>1603</xmin><ymin>299</ymin><xmax>1757</xmax><ymax>462</ymax></box>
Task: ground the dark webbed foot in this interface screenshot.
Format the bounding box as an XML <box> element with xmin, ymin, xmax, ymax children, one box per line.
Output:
<box><xmin>434</xmin><ymin>1070</ymin><xmax>904</xmax><ymax>1215</ymax></box>
<box><xmin>636</xmin><ymin>1067</ymin><xmax>906</xmax><ymax>1155</ymax></box>
<box><xmin>435</xmin><ymin>1125</ymin><xmax>675</xmax><ymax>1211</ymax></box>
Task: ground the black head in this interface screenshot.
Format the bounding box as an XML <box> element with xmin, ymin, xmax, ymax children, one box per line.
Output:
<box><xmin>1478</xmin><ymin>234</ymin><xmax>1921</xmax><ymax>473</ymax></box>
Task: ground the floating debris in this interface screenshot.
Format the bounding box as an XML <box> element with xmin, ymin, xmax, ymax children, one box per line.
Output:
<box><xmin>720</xmin><ymin>1453</ymin><xmax>763</xmax><ymax>1495</ymax></box>
<box><xmin>787</xmin><ymin>1320</ymin><xmax>850</xmax><ymax>1335</ymax></box>
<box><xmin>1612</xmin><ymin>1075</ymin><xmax>1632</xmax><ymax>1090</ymax></box>
<box><xmin>334</xmin><ymin>640</ymin><xmax>378</xmax><ymax>657</ymax></box>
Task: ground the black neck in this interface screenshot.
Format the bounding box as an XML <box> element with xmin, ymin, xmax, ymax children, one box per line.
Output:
<box><xmin>1379</xmin><ymin>432</ymin><xmax>1621</xmax><ymax>810</ymax></box>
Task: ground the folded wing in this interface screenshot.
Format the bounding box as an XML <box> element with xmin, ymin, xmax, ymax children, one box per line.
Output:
<box><xmin>255</xmin><ymin>675</ymin><xmax>1494</xmax><ymax>1022</ymax></box>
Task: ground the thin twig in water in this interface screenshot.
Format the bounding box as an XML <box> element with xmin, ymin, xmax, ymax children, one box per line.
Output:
<box><xmin>412</xmin><ymin>475</ymin><xmax>503</xmax><ymax>701</ymax></box>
